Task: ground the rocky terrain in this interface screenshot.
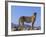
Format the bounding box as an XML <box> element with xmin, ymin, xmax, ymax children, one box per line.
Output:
<box><xmin>11</xmin><ymin>23</ymin><xmax>41</xmax><ymax>31</ymax></box>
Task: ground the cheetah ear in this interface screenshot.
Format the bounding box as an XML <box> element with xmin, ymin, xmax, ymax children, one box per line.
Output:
<box><xmin>34</xmin><ymin>13</ymin><xmax>37</xmax><ymax>15</ymax></box>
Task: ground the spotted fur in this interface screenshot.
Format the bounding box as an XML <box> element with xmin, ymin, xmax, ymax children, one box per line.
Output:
<box><xmin>19</xmin><ymin>13</ymin><xmax>37</xmax><ymax>30</ymax></box>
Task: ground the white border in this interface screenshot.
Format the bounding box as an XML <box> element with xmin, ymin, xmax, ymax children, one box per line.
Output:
<box><xmin>8</xmin><ymin>2</ymin><xmax>44</xmax><ymax>35</ymax></box>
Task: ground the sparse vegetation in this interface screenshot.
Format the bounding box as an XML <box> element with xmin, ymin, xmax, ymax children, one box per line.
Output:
<box><xmin>11</xmin><ymin>23</ymin><xmax>41</xmax><ymax>31</ymax></box>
